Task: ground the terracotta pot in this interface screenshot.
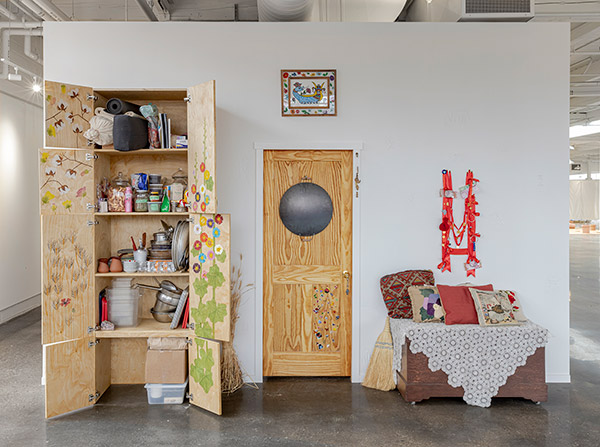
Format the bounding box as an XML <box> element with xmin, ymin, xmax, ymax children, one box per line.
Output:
<box><xmin>109</xmin><ymin>257</ymin><xmax>123</xmax><ymax>272</ymax></box>
<box><xmin>97</xmin><ymin>258</ymin><xmax>109</xmax><ymax>273</ymax></box>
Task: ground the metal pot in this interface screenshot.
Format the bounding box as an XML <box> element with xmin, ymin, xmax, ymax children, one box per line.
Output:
<box><xmin>150</xmin><ymin>308</ymin><xmax>175</xmax><ymax>323</ymax></box>
<box><xmin>153</xmin><ymin>299</ymin><xmax>177</xmax><ymax>313</ymax></box>
<box><xmin>153</xmin><ymin>231</ymin><xmax>170</xmax><ymax>243</ymax></box>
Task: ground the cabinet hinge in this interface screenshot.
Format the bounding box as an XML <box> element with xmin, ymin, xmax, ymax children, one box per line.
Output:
<box><xmin>87</xmin><ymin>220</ymin><xmax>99</xmax><ymax>226</ymax></box>
<box><xmin>186</xmin><ymin>393</ymin><xmax>193</xmax><ymax>400</ymax></box>
<box><xmin>87</xmin><ymin>325</ymin><xmax>100</xmax><ymax>334</ymax></box>
<box><xmin>184</xmin><ymin>95</ymin><xmax>191</xmax><ymax>103</ymax></box>
<box><xmin>86</xmin><ymin>203</ymin><xmax>97</xmax><ymax>211</ymax></box>
<box><xmin>188</xmin><ymin>323</ymin><xmax>195</xmax><ymax>330</ymax></box>
<box><xmin>185</xmin><ymin>338</ymin><xmax>192</xmax><ymax>345</ymax></box>
<box><xmin>85</xmin><ymin>153</ymin><xmax>98</xmax><ymax>161</ymax></box>
<box><xmin>88</xmin><ymin>391</ymin><xmax>100</xmax><ymax>402</ymax></box>
<box><xmin>86</xmin><ymin>94</ymin><xmax>98</xmax><ymax>101</ymax></box>
<box><xmin>88</xmin><ymin>340</ymin><xmax>100</xmax><ymax>348</ymax></box>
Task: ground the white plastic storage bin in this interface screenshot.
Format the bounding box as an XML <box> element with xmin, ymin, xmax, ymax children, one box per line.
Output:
<box><xmin>145</xmin><ymin>378</ymin><xmax>188</xmax><ymax>405</ymax></box>
<box><xmin>107</xmin><ymin>287</ymin><xmax>140</xmax><ymax>327</ymax></box>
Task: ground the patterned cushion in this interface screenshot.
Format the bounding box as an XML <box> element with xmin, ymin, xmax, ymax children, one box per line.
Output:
<box><xmin>380</xmin><ymin>270</ymin><xmax>435</xmax><ymax>319</ymax></box>
<box><xmin>468</xmin><ymin>289</ymin><xmax>520</xmax><ymax>327</ymax></box>
<box><xmin>408</xmin><ymin>285</ymin><xmax>446</xmax><ymax>323</ymax></box>
<box><xmin>499</xmin><ymin>290</ymin><xmax>528</xmax><ymax>323</ymax></box>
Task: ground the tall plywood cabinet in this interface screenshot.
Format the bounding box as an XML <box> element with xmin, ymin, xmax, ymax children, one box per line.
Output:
<box><xmin>41</xmin><ymin>80</ymin><xmax>230</xmax><ymax>418</ymax></box>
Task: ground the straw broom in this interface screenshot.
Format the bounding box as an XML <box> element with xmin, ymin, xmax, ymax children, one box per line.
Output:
<box><xmin>362</xmin><ymin>317</ymin><xmax>396</xmax><ymax>391</ymax></box>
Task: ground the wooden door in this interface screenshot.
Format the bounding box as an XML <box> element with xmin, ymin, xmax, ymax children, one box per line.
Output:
<box><xmin>45</xmin><ymin>81</ymin><xmax>94</xmax><ymax>149</ymax></box>
<box><xmin>188</xmin><ymin>337</ymin><xmax>222</xmax><ymax>415</ymax></box>
<box><xmin>187</xmin><ymin>80</ymin><xmax>217</xmax><ymax>214</ymax></box>
<box><xmin>263</xmin><ymin>150</ymin><xmax>353</xmax><ymax>376</ymax></box>
<box><xmin>39</xmin><ymin>149</ymin><xmax>95</xmax><ymax>215</ymax></box>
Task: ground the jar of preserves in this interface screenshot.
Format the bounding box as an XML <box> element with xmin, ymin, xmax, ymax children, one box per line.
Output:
<box><xmin>108</xmin><ymin>172</ymin><xmax>131</xmax><ymax>212</ymax></box>
<box><xmin>135</xmin><ymin>190</ymin><xmax>149</xmax><ymax>212</ymax></box>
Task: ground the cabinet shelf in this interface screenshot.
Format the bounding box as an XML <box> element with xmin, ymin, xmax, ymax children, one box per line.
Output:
<box><xmin>94</xmin><ymin>148</ymin><xmax>188</xmax><ymax>155</ymax></box>
<box><xmin>95</xmin><ymin>272</ymin><xmax>189</xmax><ymax>277</ymax></box>
<box><xmin>95</xmin><ymin>319</ymin><xmax>193</xmax><ymax>339</ymax></box>
<box><xmin>94</xmin><ymin>212</ymin><xmax>190</xmax><ymax>217</ymax></box>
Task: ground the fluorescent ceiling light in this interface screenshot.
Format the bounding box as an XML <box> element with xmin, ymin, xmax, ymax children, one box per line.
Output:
<box><xmin>590</xmin><ymin>120</ymin><xmax>600</xmax><ymax>126</ymax></box>
<box><xmin>570</xmin><ymin>125</ymin><xmax>600</xmax><ymax>138</ymax></box>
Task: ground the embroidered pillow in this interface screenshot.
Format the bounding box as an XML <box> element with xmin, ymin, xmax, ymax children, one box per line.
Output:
<box><xmin>437</xmin><ymin>284</ymin><xmax>494</xmax><ymax>325</ymax></box>
<box><xmin>469</xmin><ymin>289</ymin><xmax>521</xmax><ymax>326</ymax></box>
<box><xmin>408</xmin><ymin>285</ymin><xmax>445</xmax><ymax>323</ymax></box>
<box><xmin>380</xmin><ymin>270</ymin><xmax>435</xmax><ymax>319</ymax></box>
<box><xmin>498</xmin><ymin>290</ymin><xmax>527</xmax><ymax>323</ymax></box>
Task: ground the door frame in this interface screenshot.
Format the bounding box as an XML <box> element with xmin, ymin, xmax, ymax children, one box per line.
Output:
<box><xmin>254</xmin><ymin>142</ymin><xmax>363</xmax><ymax>383</ymax></box>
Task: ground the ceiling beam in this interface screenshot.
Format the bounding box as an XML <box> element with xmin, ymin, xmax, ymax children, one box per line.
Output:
<box><xmin>134</xmin><ymin>0</ymin><xmax>159</xmax><ymax>21</ymax></box>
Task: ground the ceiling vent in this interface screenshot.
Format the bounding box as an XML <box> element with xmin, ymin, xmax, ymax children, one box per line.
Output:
<box><xmin>405</xmin><ymin>0</ymin><xmax>534</xmax><ymax>22</ymax></box>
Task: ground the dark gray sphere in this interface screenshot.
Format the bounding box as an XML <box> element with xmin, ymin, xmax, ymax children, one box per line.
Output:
<box><xmin>279</xmin><ymin>182</ymin><xmax>333</xmax><ymax>237</ymax></box>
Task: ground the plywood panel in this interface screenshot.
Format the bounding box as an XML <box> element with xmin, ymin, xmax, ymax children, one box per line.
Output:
<box><xmin>45</xmin><ymin>81</ymin><xmax>94</xmax><ymax>148</ymax></box>
<box><xmin>45</xmin><ymin>338</ymin><xmax>94</xmax><ymax>418</ymax></box>
<box><xmin>189</xmin><ymin>337</ymin><xmax>221</xmax><ymax>415</ymax></box>
<box><xmin>42</xmin><ymin>214</ymin><xmax>94</xmax><ymax>345</ymax></box>
<box><xmin>110</xmin><ymin>338</ymin><xmax>147</xmax><ymax>384</ymax></box>
<box><xmin>188</xmin><ymin>214</ymin><xmax>230</xmax><ymax>342</ymax></box>
<box><xmin>188</xmin><ymin>80</ymin><xmax>216</xmax><ymax>214</ymax></box>
<box><xmin>95</xmin><ymin>338</ymin><xmax>111</xmax><ymax>397</ymax></box>
<box><xmin>40</xmin><ymin>149</ymin><xmax>94</xmax><ymax>215</ymax></box>
<box><xmin>263</xmin><ymin>150</ymin><xmax>352</xmax><ymax>376</ymax></box>
<box><xmin>109</xmin><ymin>153</ymin><xmax>187</xmax><ymax>181</ymax></box>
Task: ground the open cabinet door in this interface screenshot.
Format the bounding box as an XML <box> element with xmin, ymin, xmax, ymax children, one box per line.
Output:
<box><xmin>188</xmin><ymin>337</ymin><xmax>222</xmax><ymax>415</ymax></box>
<box><xmin>188</xmin><ymin>213</ymin><xmax>231</xmax><ymax>342</ymax></box>
<box><xmin>45</xmin><ymin>81</ymin><xmax>94</xmax><ymax>149</ymax></box>
<box><xmin>45</xmin><ymin>337</ymin><xmax>95</xmax><ymax>418</ymax></box>
<box><xmin>187</xmin><ymin>80</ymin><xmax>217</xmax><ymax>214</ymax></box>
<box><xmin>39</xmin><ymin>149</ymin><xmax>95</xmax><ymax>215</ymax></box>
<box><xmin>42</xmin><ymin>214</ymin><xmax>94</xmax><ymax>345</ymax></box>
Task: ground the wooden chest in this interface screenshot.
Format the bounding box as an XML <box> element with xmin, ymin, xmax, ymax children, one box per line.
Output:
<box><xmin>396</xmin><ymin>339</ymin><xmax>548</xmax><ymax>404</ymax></box>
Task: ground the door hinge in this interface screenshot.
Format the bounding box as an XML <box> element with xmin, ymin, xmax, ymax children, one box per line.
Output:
<box><xmin>87</xmin><ymin>325</ymin><xmax>100</xmax><ymax>334</ymax></box>
<box><xmin>88</xmin><ymin>391</ymin><xmax>100</xmax><ymax>402</ymax></box>
<box><xmin>86</xmin><ymin>203</ymin><xmax>97</xmax><ymax>211</ymax></box>
<box><xmin>86</xmin><ymin>94</ymin><xmax>98</xmax><ymax>101</ymax></box>
<box><xmin>87</xmin><ymin>140</ymin><xmax>94</xmax><ymax>146</ymax></box>
<box><xmin>185</xmin><ymin>338</ymin><xmax>192</xmax><ymax>345</ymax></box>
<box><xmin>85</xmin><ymin>153</ymin><xmax>98</xmax><ymax>161</ymax></box>
<box><xmin>88</xmin><ymin>340</ymin><xmax>100</xmax><ymax>348</ymax></box>
<box><xmin>354</xmin><ymin>166</ymin><xmax>361</xmax><ymax>198</ymax></box>
<box><xmin>87</xmin><ymin>220</ymin><xmax>99</xmax><ymax>226</ymax></box>
<box><xmin>184</xmin><ymin>95</ymin><xmax>191</xmax><ymax>103</ymax></box>
<box><xmin>186</xmin><ymin>393</ymin><xmax>193</xmax><ymax>400</ymax></box>
<box><xmin>188</xmin><ymin>323</ymin><xmax>195</xmax><ymax>330</ymax></box>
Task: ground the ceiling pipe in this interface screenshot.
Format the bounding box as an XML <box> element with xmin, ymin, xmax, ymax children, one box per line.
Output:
<box><xmin>135</xmin><ymin>0</ymin><xmax>159</xmax><ymax>21</ymax></box>
<box><xmin>24</xmin><ymin>34</ymin><xmax>41</xmax><ymax>62</ymax></box>
<box><xmin>0</xmin><ymin>4</ymin><xmax>19</xmax><ymax>21</ymax></box>
<box><xmin>32</xmin><ymin>0</ymin><xmax>70</xmax><ymax>21</ymax></box>
<box><xmin>257</xmin><ymin>0</ymin><xmax>314</xmax><ymax>21</ymax></box>
<box><xmin>8</xmin><ymin>0</ymin><xmax>40</xmax><ymax>22</ymax></box>
<box><xmin>18</xmin><ymin>0</ymin><xmax>55</xmax><ymax>21</ymax></box>
<box><xmin>0</xmin><ymin>27</ymin><xmax>43</xmax><ymax>80</ymax></box>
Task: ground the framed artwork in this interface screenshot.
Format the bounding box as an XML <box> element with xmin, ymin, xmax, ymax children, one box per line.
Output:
<box><xmin>281</xmin><ymin>69</ymin><xmax>337</xmax><ymax>117</ymax></box>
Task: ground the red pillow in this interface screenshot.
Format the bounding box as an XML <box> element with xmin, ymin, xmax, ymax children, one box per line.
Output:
<box><xmin>437</xmin><ymin>284</ymin><xmax>494</xmax><ymax>325</ymax></box>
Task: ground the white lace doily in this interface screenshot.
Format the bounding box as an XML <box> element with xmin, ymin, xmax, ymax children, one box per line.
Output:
<box><xmin>389</xmin><ymin>319</ymin><xmax>548</xmax><ymax>407</ymax></box>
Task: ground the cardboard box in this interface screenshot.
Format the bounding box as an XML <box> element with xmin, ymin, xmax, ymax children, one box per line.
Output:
<box><xmin>145</xmin><ymin>349</ymin><xmax>188</xmax><ymax>384</ymax></box>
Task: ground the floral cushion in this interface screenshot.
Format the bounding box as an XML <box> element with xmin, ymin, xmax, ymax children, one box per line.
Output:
<box><xmin>468</xmin><ymin>289</ymin><xmax>521</xmax><ymax>326</ymax></box>
<box><xmin>498</xmin><ymin>290</ymin><xmax>528</xmax><ymax>323</ymax></box>
<box><xmin>408</xmin><ymin>285</ymin><xmax>445</xmax><ymax>323</ymax></box>
<box><xmin>380</xmin><ymin>270</ymin><xmax>435</xmax><ymax>319</ymax></box>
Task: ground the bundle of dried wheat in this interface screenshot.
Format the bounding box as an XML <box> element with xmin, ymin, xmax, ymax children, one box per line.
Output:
<box><xmin>221</xmin><ymin>254</ymin><xmax>253</xmax><ymax>394</ymax></box>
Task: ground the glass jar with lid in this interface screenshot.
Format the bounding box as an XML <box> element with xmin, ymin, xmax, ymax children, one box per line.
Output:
<box><xmin>108</xmin><ymin>172</ymin><xmax>131</xmax><ymax>212</ymax></box>
<box><xmin>135</xmin><ymin>190</ymin><xmax>149</xmax><ymax>212</ymax></box>
<box><xmin>167</xmin><ymin>168</ymin><xmax>188</xmax><ymax>203</ymax></box>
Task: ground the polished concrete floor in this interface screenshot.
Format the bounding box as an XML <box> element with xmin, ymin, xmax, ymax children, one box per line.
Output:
<box><xmin>0</xmin><ymin>235</ymin><xmax>599</xmax><ymax>446</ymax></box>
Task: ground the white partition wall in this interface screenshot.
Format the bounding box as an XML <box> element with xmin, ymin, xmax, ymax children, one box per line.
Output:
<box><xmin>44</xmin><ymin>22</ymin><xmax>570</xmax><ymax>382</ymax></box>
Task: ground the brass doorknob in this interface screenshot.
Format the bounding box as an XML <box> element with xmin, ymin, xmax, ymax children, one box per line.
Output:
<box><xmin>343</xmin><ymin>271</ymin><xmax>350</xmax><ymax>278</ymax></box>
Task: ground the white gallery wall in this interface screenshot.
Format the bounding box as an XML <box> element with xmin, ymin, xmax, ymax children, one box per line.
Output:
<box><xmin>0</xmin><ymin>87</ymin><xmax>43</xmax><ymax>323</ymax></box>
<box><xmin>44</xmin><ymin>22</ymin><xmax>570</xmax><ymax>382</ymax></box>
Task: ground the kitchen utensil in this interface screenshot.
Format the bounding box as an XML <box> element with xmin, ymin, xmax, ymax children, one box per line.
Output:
<box><xmin>133</xmin><ymin>249</ymin><xmax>147</xmax><ymax>267</ymax></box>
<box><xmin>122</xmin><ymin>259</ymin><xmax>138</xmax><ymax>273</ymax></box>
<box><xmin>142</xmin><ymin>232</ymin><xmax>147</xmax><ymax>249</ymax></box>
<box><xmin>137</xmin><ymin>283</ymin><xmax>182</xmax><ymax>305</ymax></box>
<box><xmin>170</xmin><ymin>286</ymin><xmax>189</xmax><ymax>329</ymax></box>
<box><xmin>153</xmin><ymin>231</ymin><xmax>169</xmax><ymax>243</ymax></box>
<box><xmin>98</xmin><ymin>258</ymin><xmax>109</xmax><ymax>273</ymax></box>
<box><xmin>159</xmin><ymin>280</ymin><xmax>181</xmax><ymax>294</ymax></box>
<box><xmin>150</xmin><ymin>308</ymin><xmax>175</xmax><ymax>323</ymax></box>
<box><xmin>109</xmin><ymin>257</ymin><xmax>123</xmax><ymax>273</ymax></box>
<box><xmin>153</xmin><ymin>299</ymin><xmax>178</xmax><ymax>313</ymax></box>
<box><xmin>131</xmin><ymin>236</ymin><xmax>137</xmax><ymax>251</ymax></box>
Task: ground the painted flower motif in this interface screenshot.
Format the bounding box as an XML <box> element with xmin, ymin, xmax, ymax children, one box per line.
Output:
<box><xmin>199</xmin><ymin>216</ymin><xmax>207</xmax><ymax>226</ymax></box>
<box><xmin>55</xmin><ymin>120</ymin><xmax>65</xmax><ymax>131</ymax></box>
<box><xmin>72</xmin><ymin>123</ymin><xmax>83</xmax><ymax>134</ymax></box>
<box><xmin>204</xmin><ymin>170</ymin><xmax>211</xmax><ymax>181</ymax></box>
<box><xmin>215</xmin><ymin>214</ymin><xmax>223</xmax><ymax>224</ymax></box>
<box><xmin>330</xmin><ymin>75</ymin><xmax>335</xmax><ymax>81</ymax></box>
<box><xmin>200</xmin><ymin>162</ymin><xmax>205</xmax><ymax>173</ymax></box>
<box><xmin>199</xmin><ymin>184</ymin><xmax>206</xmax><ymax>195</ymax></box>
<box><xmin>57</xmin><ymin>100</ymin><xmax>68</xmax><ymax>111</ymax></box>
<box><xmin>193</xmin><ymin>263</ymin><xmax>201</xmax><ymax>273</ymax></box>
<box><xmin>191</xmin><ymin>184</ymin><xmax>197</xmax><ymax>194</ymax></box>
<box><xmin>68</xmin><ymin>88</ymin><xmax>79</xmax><ymax>98</ymax></box>
<box><xmin>47</xmin><ymin>125</ymin><xmax>56</xmax><ymax>137</ymax></box>
<box><xmin>62</xmin><ymin>200</ymin><xmax>72</xmax><ymax>210</ymax></box>
<box><xmin>66</xmin><ymin>168</ymin><xmax>77</xmax><ymax>178</ymax></box>
<box><xmin>199</xmin><ymin>253</ymin><xmax>207</xmax><ymax>263</ymax></box>
<box><xmin>76</xmin><ymin>187</ymin><xmax>86</xmax><ymax>198</ymax></box>
<box><xmin>193</xmin><ymin>224</ymin><xmax>201</xmax><ymax>234</ymax></box>
<box><xmin>213</xmin><ymin>228</ymin><xmax>220</xmax><ymax>238</ymax></box>
<box><xmin>215</xmin><ymin>244</ymin><xmax>223</xmax><ymax>255</ymax></box>
<box><xmin>200</xmin><ymin>233</ymin><xmax>208</xmax><ymax>243</ymax></box>
<box><xmin>41</xmin><ymin>191</ymin><xmax>55</xmax><ymax>204</ymax></box>
<box><xmin>201</xmin><ymin>202</ymin><xmax>206</xmax><ymax>212</ymax></box>
<box><xmin>207</xmin><ymin>251</ymin><xmax>214</xmax><ymax>260</ymax></box>
<box><xmin>192</xmin><ymin>202</ymin><xmax>198</xmax><ymax>211</ymax></box>
<box><xmin>206</xmin><ymin>239</ymin><xmax>213</xmax><ymax>248</ymax></box>
<box><xmin>65</xmin><ymin>113</ymin><xmax>74</xmax><ymax>124</ymax></box>
<box><xmin>58</xmin><ymin>185</ymin><xmax>70</xmax><ymax>195</ymax></box>
<box><xmin>193</xmin><ymin>240</ymin><xmax>201</xmax><ymax>250</ymax></box>
<box><xmin>60</xmin><ymin>298</ymin><xmax>71</xmax><ymax>306</ymax></box>
<box><xmin>204</xmin><ymin>195</ymin><xmax>210</xmax><ymax>205</ymax></box>
<box><xmin>195</xmin><ymin>192</ymin><xmax>201</xmax><ymax>202</ymax></box>
<box><xmin>283</xmin><ymin>72</ymin><xmax>289</xmax><ymax>78</ymax></box>
<box><xmin>207</xmin><ymin>219</ymin><xmax>214</xmax><ymax>228</ymax></box>
<box><xmin>81</xmin><ymin>104</ymin><xmax>91</xmax><ymax>114</ymax></box>
<box><xmin>45</xmin><ymin>167</ymin><xmax>56</xmax><ymax>176</ymax></box>
<box><xmin>202</xmin><ymin>270</ymin><xmax>208</xmax><ymax>279</ymax></box>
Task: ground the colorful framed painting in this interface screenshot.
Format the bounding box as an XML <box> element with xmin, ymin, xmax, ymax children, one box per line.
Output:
<box><xmin>281</xmin><ymin>69</ymin><xmax>337</xmax><ymax>117</ymax></box>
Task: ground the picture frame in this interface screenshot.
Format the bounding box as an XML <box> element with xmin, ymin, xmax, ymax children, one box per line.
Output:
<box><xmin>281</xmin><ymin>69</ymin><xmax>337</xmax><ymax>117</ymax></box>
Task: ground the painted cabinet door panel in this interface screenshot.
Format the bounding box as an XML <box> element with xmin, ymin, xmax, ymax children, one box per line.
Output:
<box><xmin>189</xmin><ymin>213</ymin><xmax>231</xmax><ymax>342</ymax></box>
<box><xmin>45</xmin><ymin>337</ymin><xmax>95</xmax><ymax>418</ymax></box>
<box><xmin>188</xmin><ymin>337</ymin><xmax>222</xmax><ymax>415</ymax></box>
<box><xmin>39</xmin><ymin>149</ymin><xmax>95</xmax><ymax>215</ymax></box>
<box><xmin>263</xmin><ymin>150</ymin><xmax>353</xmax><ymax>376</ymax></box>
<box><xmin>187</xmin><ymin>80</ymin><xmax>217</xmax><ymax>214</ymax></box>
<box><xmin>45</xmin><ymin>81</ymin><xmax>94</xmax><ymax>149</ymax></box>
<box><xmin>42</xmin><ymin>214</ymin><xmax>94</xmax><ymax>345</ymax></box>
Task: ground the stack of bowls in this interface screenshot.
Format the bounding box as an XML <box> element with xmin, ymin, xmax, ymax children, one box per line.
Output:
<box><xmin>139</xmin><ymin>281</ymin><xmax>181</xmax><ymax>323</ymax></box>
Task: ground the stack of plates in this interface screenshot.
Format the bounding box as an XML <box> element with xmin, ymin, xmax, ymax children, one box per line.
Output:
<box><xmin>172</xmin><ymin>220</ymin><xmax>189</xmax><ymax>271</ymax></box>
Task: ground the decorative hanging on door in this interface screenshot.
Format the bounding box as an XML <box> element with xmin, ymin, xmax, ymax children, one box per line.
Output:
<box><xmin>437</xmin><ymin>170</ymin><xmax>481</xmax><ymax>277</ymax></box>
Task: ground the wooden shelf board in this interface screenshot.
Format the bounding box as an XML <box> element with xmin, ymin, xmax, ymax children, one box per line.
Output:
<box><xmin>94</xmin><ymin>89</ymin><xmax>187</xmax><ymax>101</ymax></box>
<box><xmin>95</xmin><ymin>272</ymin><xmax>189</xmax><ymax>277</ymax></box>
<box><xmin>94</xmin><ymin>212</ymin><xmax>190</xmax><ymax>217</ymax></box>
<box><xmin>94</xmin><ymin>149</ymin><xmax>188</xmax><ymax>155</ymax></box>
<box><xmin>95</xmin><ymin>319</ymin><xmax>193</xmax><ymax>339</ymax></box>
